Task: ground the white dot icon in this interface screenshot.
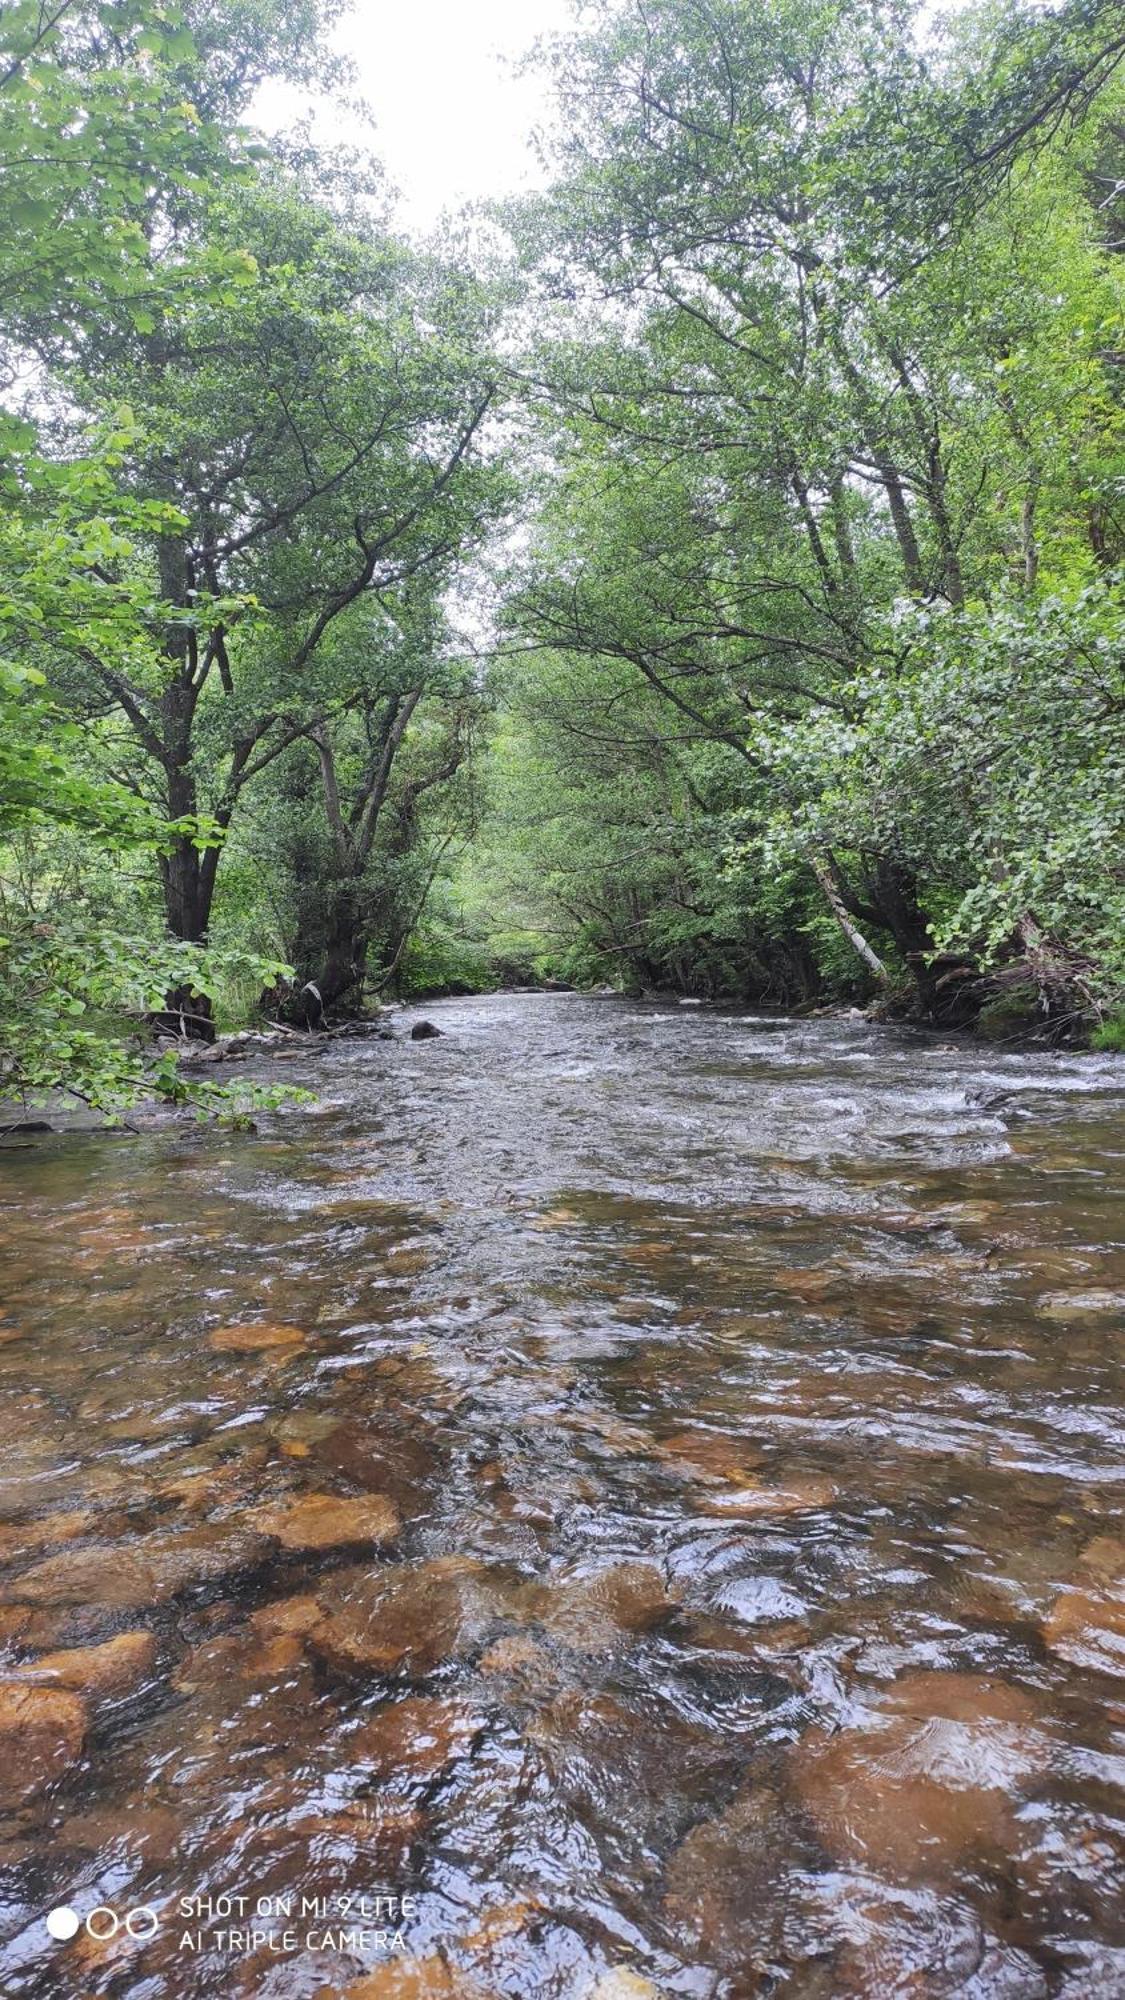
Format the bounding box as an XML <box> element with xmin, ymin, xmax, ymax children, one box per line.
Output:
<box><xmin>46</xmin><ymin>1907</ymin><xmax>80</xmax><ymax>1942</ymax></box>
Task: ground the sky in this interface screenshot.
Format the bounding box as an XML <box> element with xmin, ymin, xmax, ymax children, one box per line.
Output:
<box><xmin>255</xmin><ymin>0</ymin><xmax>577</xmax><ymax>234</ymax></box>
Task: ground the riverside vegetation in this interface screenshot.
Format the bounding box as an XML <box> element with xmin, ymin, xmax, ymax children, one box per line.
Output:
<box><xmin>0</xmin><ymin>0</ymin><xmax>1123</xmax><ymax>1122</ymax></box>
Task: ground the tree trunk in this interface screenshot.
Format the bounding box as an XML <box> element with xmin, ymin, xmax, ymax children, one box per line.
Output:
<box><xmin>810</xmin><ymin>856</ymin><xmax>889</xmax><ymax>983</ymax></box>
<box><xmin>278</xmin><ymin>876</ymin><xmax>370</xmax><ymax>1024</ymax></box>
<box><xmin>868</xmin><ymin>860</ymin><xmax>941</xmax><ymax>1011</ymax></box>
<box><xmin>155</xmin><ymin>771</ymin><xmax>217</xmax><ymax>1041</ymax></box>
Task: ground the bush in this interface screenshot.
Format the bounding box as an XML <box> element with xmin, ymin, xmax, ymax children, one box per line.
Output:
<box><xmin>1092</xmin><ymin>1012</ymin><xmax>1125</xmax><ymax>1054</ymax></box>
<box><xmin>395</xmin><ymin>929</ymin><xmax>498</xmax><ymax>999</ymax></box>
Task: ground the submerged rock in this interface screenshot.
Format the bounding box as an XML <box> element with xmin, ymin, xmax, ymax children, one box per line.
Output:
<box><xmin>205</xmin><ymin>1321</ymin><xmax>307</xmax><ymax>1353</ymax></box>
<box><xmin>793</xmin><ymin>1870</ymin><xmax>1048</xmax><ymax>1999</ymax></box>
<box><xmin>478</xmin><ymin>1632</ymin><xmax>561</xmax><ymax>1696</ymax></box>
<box><xmin>698</xmin><ymin>1475</ymin><xmax>837</xmax><ymax>1517</ymax></box>
<box><xmin>311</xmin><ymin>1556</ymin><xmax>496</xmax><ymax>1680</ymax></box>
<box><xmin>709</xmin><ymin>1575</ymin><xmax>810</xmax><ymax>1624</ymax></box>
<box><xmin>251</xmin><ymin>1492</ymin><xmax>400</xmax><ymax>1553</ymax></box>
<box><xmin>172</xmin><ymin>1624</ymin><xmax>308</xmax><ymax>1692</ymax></box>
<box><xmin>0</xmin><ymin>1684</ymin><xmax>86</xmax><ymax>1807</ymax></box>
<box><xmin>529</xmin><ymin>1682</ymin><xmax>729</xmax><ymax>1796</ymax></box>
<box><xmin>520</xmin><ymin>1561</ymin><xmax>675</xmax><ymax>1654</ymax></box>
<box><xmin>657</xmin><ymin>1430</ymin><xmax>765</xmax><ymax>1484</ymax></box>
<box><xmin>0</xmin><ymin>1509</ymin><xmax>96</xmax><ymax>1565</ymax></box>
<box><xmin>1038</xmin><ymin>1289</ymin><xmax>1125</xmax><ymax>1322</ymax></box>
<box><xmin>0</xmin><ymin>1605</ymin><xmax>32</xmax><ymax>1648</ymax></box>
<box><xmin>59</xmin><ymin>1799</ymin><xmax>182</xmax><ymax>1864</ymax></box>
<box><xmin>459</xmin><ymin>1896</ymin><xmax>542</xmax><ymax>1953</ymax></box>
<box><xmin>21</xmin><ymin>1630</ymin><xmax>157</xmax><ymax>1705</ymax></box>
<box><xmin>409</xmin><ymin>1021</ymin><xmax>443</xmax><ymax>1040</ymax></box>
<box><xmin>1042</xmin><ymin>1534</ymin><xmax>1125</xmax><ymax>1676</ymax></box>
<box><xmin>350</xmin><ymin>1694</ymin><xmax>481</xmax><ymax>1783</ymax></box>
<box><xmin>792</xmin><ymin>1670</ymin><xmax>1051</xmax><ymax>1875</ymax></box>
<box><xmin>9</xmin><ymin>1525</ymin><xmax>272</xmax><ymax>1609</ymax></box>
<box><xmin>1043</xmin><ymin>1586</ymin><xmax>1125</xmax><ymax>1676</ymax></box>
<box><xmin>315</xmin><ymin>1421</ymin><xmax>443</xmax><ymax>1513</ymax></box>
<box><xmin>664</xmin><ymin>1786</ymin><xmax>790</xmax><ymax>1966</ymax></box>
<box><xmin>587</xmin><ymin>1973</ymin><xmax>664</xmax><ymax>2000</ymax></box>
<box><xmin>250</xmin><ymin>1593</ymin><xmax>325</xmax><ymax>1640</ymax></box>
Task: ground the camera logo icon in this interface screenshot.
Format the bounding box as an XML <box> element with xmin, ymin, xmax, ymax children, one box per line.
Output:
<box><xmin>46</xmin><ymin>1905</ymin><xmax>160</xmax><ymax>1943</ymax></box>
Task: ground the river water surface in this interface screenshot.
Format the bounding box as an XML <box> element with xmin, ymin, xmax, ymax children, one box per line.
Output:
<box><xmin>1</xmin><ymin>994</ymin><xmax>1124</xmax><ymax>1998</ymax></box>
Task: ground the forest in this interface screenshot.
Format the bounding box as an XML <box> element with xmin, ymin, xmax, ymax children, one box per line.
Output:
<box><xmin>1</xmin><ymin>0</ymin><xmax>1124</xmax><ymax>1119</ymax></box>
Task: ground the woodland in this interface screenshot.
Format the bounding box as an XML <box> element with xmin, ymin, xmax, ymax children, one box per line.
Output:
<box><xmin>1</xmin><ymin>0</ymin><xmax>1123</xmax><ymax>1117</ymax></box>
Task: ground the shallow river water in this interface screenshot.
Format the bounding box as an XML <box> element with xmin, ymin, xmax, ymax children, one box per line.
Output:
<box><xmin>1</xmin><ymin>993</ymin><xmax>1125</xmax><ymax>1999</ymax></box>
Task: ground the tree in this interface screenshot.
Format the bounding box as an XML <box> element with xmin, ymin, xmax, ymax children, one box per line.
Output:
<box><xmin>40</xmin><ymin>164</ymin><xmax>505</xmax><ymax>1025</ymax></box>
<box><xmin>0</xmin><ymin>0</ymin><xmax>274</xmax><ymax>1107</ymax></box>
<box><xmin>498</xmin><ymin>0</ymin><xmax>1125</xmax><ymax>1030</ymax></box>
<box><xmin>257</xmin><ymin>597</ymin><xmax>492</xmax><ymax>1016</ymax></box>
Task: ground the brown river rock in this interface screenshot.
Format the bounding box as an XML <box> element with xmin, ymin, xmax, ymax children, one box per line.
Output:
<box><xmin>459</xmin><ymin>1895</ymin><xmax>542</xmax><ymax>1953</ymax></box>
<box><xmin>1037</xmin><ymin>1289</ymin><xmax>1125</xmax><ymax>1321</ymax></box>
<box><xmin>59</xmin><ymin>1798</ymin><xmax>183</xmax><ymax>1864</ymax></box>
<box><xmin>250</xmin><ymin>1592</ymin><xmax>325</xmax><ymax>1639</ymax></box>
<box><xmin>206</xmin><ymin>1320</ymin><xmax>308</xmax><ymax>1352</ymax></box>
<box><xmin>18</xmin><ymin>1629</ymin><xmax>157</xmax><ymax>1704</ymax></box>
<box><xmin>315</xmin><ymin>1421</ymin><xmax>446</xmax><ymax>1511</ymax></box>
<box><xmin>792</xmin><ymin>1670</ymin><xmax>1051</xmax><ymax>1876</ymax></box>
<box><xmin>519</xmin><ymin>1561</ymin><xmax>675</xmax><ymax>1653</ymax></box>
<box><xmin>172</xmin><ymin>1625</ymin><xmax>307</xmax><ymax>1691</ymax></box>
<box><xmin>0</xmin><ymin>1683</ymin><xmax>86</xmax><ymax>1807</ymax></box>
<box><xmin>8</xmin><ymin>1524</ymin><xmax>273</xmax><ymax>1608</ymax></box>
<box><xmin>350</xmin><ymin>1694</ymin><xmax>482</xmax><ymax>1781</ymax></box>
<box><xmin>250</xmin><ymin>1491</ymin><xmax>401</xmax><ymax>1552</ymax></box>
<box><xmin>310</xmin><ymin>1556</ymin><xmax>498</xmax><ymax>1679</ymax></box>
<box><xmin>0</xmin><ymin>1604</ymin><xmax>31</xmax><ymax>1647</ymax></box>
<box><xmin>1042</xmin><ymin>1533</ymin><xmax>1125</xmax><ymax>1675</ymax></box>
<box><xmin>478</xmin><ymin>1631</ymin><xmax>561</xmax><ymax>1696</ymax></box>
<box><xmin>0</xmin><ymin>1508</ymin><xmax>95</xmax><ymax>1564</ymax></box>
<box><xmin>657</xmin><ymin>1429</ymin><xmax>765</xmax><ymax>1483</ymax></box>
<box><xmin>587</xmin><ymin>1974</ymin><xmax>664</xmax><ymax>2000</ymax></box>
<box><xmin>664</xmin><ymin>1786</ymin><xmax>791</xmax><ymax>1967</ymax></box>
<box><xmin>698</xmin><ymin>1475</ymin><xmax>837</xmax><ymax>1517</ymax></box>
<box><xmin>793</xmin><ymin>1872</ymin><xmax>1048</xmax><ymax>2000</ymax></box>
<box><xmin>1043</xmin><ymin>1586</ymin><xmax>1125</xmax><ymax>1675</ymax></box>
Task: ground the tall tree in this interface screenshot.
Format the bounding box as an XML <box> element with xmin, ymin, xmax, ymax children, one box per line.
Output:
<box><xmin>501</xmin><ymin>0</ymin><xmax>1125</xmax><ymax>1026</ymax></box>
<box><xmin>45</xmin><ymin>174</ymin><xmax>503</xmax><ymax>1025</ymax></box>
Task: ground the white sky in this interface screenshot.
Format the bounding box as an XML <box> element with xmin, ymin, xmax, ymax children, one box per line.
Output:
<box><xmin>255</xmin><ymin>0</ymin><xmax>577</xmax><ymax>234</ymax></box>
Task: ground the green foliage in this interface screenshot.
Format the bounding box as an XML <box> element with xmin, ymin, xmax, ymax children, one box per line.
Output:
<box><xmin>755</xmin><ymin>579</ymin><xmax>1125</xmax><ymax>1000</ymax></box>
<box><xmin>0</xmin><ymin>0</ymin><xmax>507</xmax><ymax>1106</ymax></box>
<box><xmin>3</xmin><ymin>0</ymin><xmax>1123</xmax><ymax>1112</ymax></box>
<box><xmin>0</xmin><ymin>0</ymin><xmax>315</xmax><ymax>1112</ymax></box>
<box><xmin>494</xmin><ymin>0</ymin><xmax>1125</xmax><ymax>1034</ymax></box>
<box><xmin>0</xmin><ymin>907</ymin><xmax>289</xmax><ymax>1118</ymax></box>
<box><xmin>0</xmin><ymin>0</ymin><xmax>258</xmax><ymax>338</ymax></box>
<box><xmin>396</xmin><ymin>928</ymin><xmax>499</xmax><ymax>999</ymax></box>
<box><xmin>1092</xmin><ymin>1013</ymin><xmax>1125</xmax><ymax>1053</ymax></box>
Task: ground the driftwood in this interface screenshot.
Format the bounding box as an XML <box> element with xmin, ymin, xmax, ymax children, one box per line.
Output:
<box><xmin>176</xmin><ymin>1015</ymin><xmax>397</xmax><ymax>1066</ymax></box>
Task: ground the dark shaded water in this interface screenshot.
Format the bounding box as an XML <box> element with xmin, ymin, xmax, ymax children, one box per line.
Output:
<box><xmin>1</xmin><ymin>993</ymin><xmax>1124</xmax><ymax>1999</ymax></box>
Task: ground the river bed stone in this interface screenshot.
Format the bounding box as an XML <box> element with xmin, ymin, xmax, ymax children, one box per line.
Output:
<box><xmin>8</xmin><ymin>1524</ymin><xmax>273</xmax><ymax>1608</ymax></box>
<box><xmin>311</xmin><ymin>1557</ymin><xmax>500</xmax><ymax>1679</ymax></box>
<box><xmin>0</xmin><ymin>1683</ymin><xmax>87</xmax><ymax>1807</ymax></box>
<box><xmin>251</xmin><ymin>1491</ymin><xmax>401</xmax><ymax>1552</ymax></box>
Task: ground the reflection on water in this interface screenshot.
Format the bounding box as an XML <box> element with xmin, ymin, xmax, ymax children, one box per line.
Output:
<box><xmin>0</xmin><ymin>993</ymin><xmax>1123</xmax><ymax>1998</ymax></box>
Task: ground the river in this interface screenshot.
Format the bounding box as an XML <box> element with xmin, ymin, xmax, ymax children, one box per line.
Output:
<box><xmin>1</xmin><ymin>993</ymin><xmax>1124</xmax><ymax>1998</ymax></box>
